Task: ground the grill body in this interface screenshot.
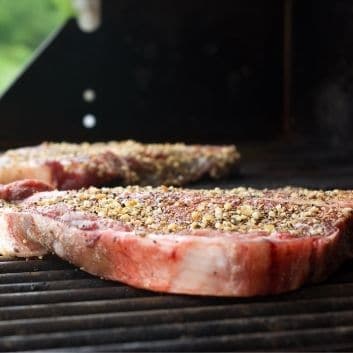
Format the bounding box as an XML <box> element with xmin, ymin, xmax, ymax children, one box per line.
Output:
<box><xmin>0</xmin><ymin>0</ymin><xmax>353</xmax><ymax>350</ymax></box>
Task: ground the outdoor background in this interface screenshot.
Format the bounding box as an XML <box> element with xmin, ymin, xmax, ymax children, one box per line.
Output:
<box><xmin>0</xmin><ymin>0</ymin><xmax>73</xmax><ymax>94</ymax></box>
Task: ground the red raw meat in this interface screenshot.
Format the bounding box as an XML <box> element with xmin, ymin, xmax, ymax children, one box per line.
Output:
<box><xmin>0</xmin><ymin>141</ymin><xmax>239</xmax><ymax>189</ymax></box>
<box><xmin>0</xmin><ymin>180</ymin><xmax>353</xmax><ymax>296</ymax></box>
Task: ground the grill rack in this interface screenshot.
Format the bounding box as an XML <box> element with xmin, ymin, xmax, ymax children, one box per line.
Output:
<box><xmin>2</xmin><ymin>255</ymin><xmax>353</xmax><ymax>352</ymax></box>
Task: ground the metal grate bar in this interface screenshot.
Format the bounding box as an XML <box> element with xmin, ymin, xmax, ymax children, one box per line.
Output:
<box><xmin>0</xmin><ymin>296</ymin><xmax>219</xmax><ymax>320</ymax></box>
<box><xmin>0</xmin><ymin>257</ymin><xmax>25</xmax><ymax>262</ymax></box>
<box><xmin>0</xmin><ymin>278</ymin><xmax>114</xmax><ymax>293</ymax></box>
<box><xmin>3</xmin><ymin>324</ymin><xmax>353</xmax><ymax>352</ymax></box>
<box><xmin>21</xmin><ymin>342</ymin><xmax>353</xmax><ymax>353</ymax></box>
<box><xmin>0</xmin><ymin>286</ymin><xmax>151</xmax><ymax>307</ymax></box>
<box><xmin>0</xmin><ymin>294</ymin><xmax>353</xmax><ymax>323</ymax></box>
<box><xmin>0</xmin><ymin>270</ymin><xmax>90</xmax><ymax>284</ymax></box>
<box><xmin>85</xmin><ymin>327</ymin><xmax>353</xmax><ymax>352</ymax></box>
<box><xmin>0</xmin><ymin>260</ymin><xmax>72</xmax><ymax>273</ymax></box>
<box><xmin>2</xmin><ymin>306</ymin><xmax>353</xmax><ymax>337</ymax></box>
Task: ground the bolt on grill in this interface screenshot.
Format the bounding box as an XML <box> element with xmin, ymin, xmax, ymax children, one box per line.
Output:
<box><xmin>1</xmin><ymin>255</ymin><xmax>353</xmax><ymax>352</ymax></box>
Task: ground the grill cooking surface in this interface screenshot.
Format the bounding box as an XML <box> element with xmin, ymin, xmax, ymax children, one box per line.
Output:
<box><xmin>3</xmin><ymin>158</ymin><xmax>353</xmax><ymax>352</ymax></box>
<box><xmin>2</xmin><ymin>255</ymin><xmax>353</xmax><ymax>352</ymax></box>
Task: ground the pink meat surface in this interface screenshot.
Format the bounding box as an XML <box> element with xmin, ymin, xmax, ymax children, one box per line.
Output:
<box><xmin>1</xmin><ymin>180</ymin><xmax>353</xmax><ymax>297</ymax></box>
<box><xmin>0</xmin><ymin>141</ymin><xmax>239</xmax><ymax>189</ymax></box>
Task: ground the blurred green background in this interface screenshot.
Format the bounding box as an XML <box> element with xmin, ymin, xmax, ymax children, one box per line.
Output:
<box><xmin>0</xmin><ymin>0</ymin><xmax>73</xmax><ymax>94</ymax></box>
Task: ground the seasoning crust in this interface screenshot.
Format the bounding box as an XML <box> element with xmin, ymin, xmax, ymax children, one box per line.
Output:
<box><xmin>0</xmin><ymin>141</ymin><xmax>240</xmax><ymax>188</ymax></box>
<box><xmin>34</xmin><ymin>186</ymin><xmax>351</xmax><ymax>237</ymax></box>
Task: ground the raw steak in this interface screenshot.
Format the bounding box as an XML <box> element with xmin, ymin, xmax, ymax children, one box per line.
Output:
<box><xmin>0</xmin><ymin>140</ymin><xmax>239</xmax><ymax>189</ymax></box>
<box><xmin>1</xmin><ymin>180</ymin><xmax>353</xmax><ymax>297</ymax></box>
<box><xmin>225</xmin><ymin>186</ymin><xmax>353</xmax><ymax>207</ymax></box>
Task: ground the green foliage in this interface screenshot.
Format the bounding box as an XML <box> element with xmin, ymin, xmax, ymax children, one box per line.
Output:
<box><xmin>0</xmin><ymin>0</ymin><xmax>73</xmax><ymax>93</ymax></box>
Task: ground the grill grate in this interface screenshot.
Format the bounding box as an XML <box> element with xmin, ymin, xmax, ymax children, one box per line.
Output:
<box><xmin>2</xmin><ymin>256</ymin><xmax>353</xmax><ymax>351</ymax></box>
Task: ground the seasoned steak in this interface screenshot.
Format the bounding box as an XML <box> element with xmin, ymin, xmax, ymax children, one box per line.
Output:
<box><xmin>223</xmin><ymin>186</ymin><xmax>353</xmax><ymax>207</ymax></box>
<box><xmin>0</xmin><ymin>140</ymin><xmax>239</xmax><ymax>189</ymax></box>
<box><xmin>1</xmin><ymin>180</ymin><xmax>353</xmax><ymax>297</ymax></box>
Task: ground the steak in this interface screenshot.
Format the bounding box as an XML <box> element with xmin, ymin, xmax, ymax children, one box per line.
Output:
<box><xmin>0</xmin><ymin>140</ymin><xmax>239</xmax><ymax>189</ymax></box>
<box><xmin>1</xmin><ymin>180</ymin><xmax>353</xmax><ymax>296</ymax></box>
